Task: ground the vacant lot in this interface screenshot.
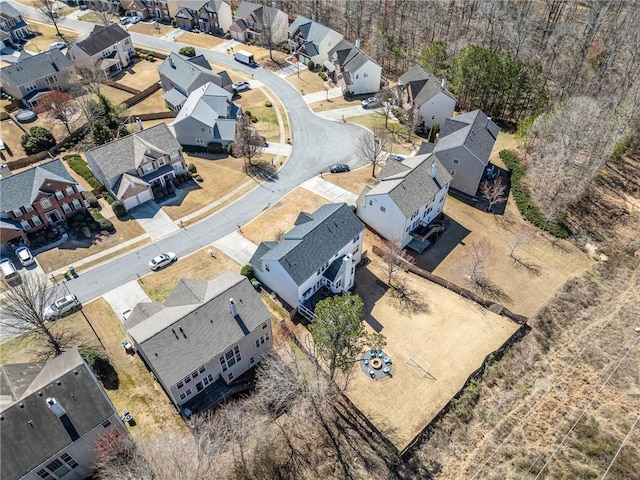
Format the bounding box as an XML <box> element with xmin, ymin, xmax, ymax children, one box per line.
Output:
<box><xmin>241</xmin><ymin>187</ymin><xmax>328</xmax><ymax>245</ymax></box>
<box><xmin>113</xmin><ymin>58</ymin><xmax>162</xmax><ymax>91</ymax></box>
<box><xmin>138</xmin><ymin>247</ymin><xmax>240</xmax><ymax>302</ymax></box>
<box><xmin>179</xmin><ymin>32</ymin><xmax>226</xmax><ymax>49</ymax></box>
<box><xmin>346</xmin><ymin>260</ymin><xmax>520</xmax><ymax>450</ymax></box>
<box><xmin>286</xmin><ymin>68</ymin><xmax>328</xmax><ymax>95</ymax></box>
<box><xmin>128</xmin><ymin>21</ymin><xmax>174</xmax><ymax>37</ymax></box>
<box><xmin>162</xmin><ymin>154</ymin><xmax>249</xmax><ymax>221</ymax></box>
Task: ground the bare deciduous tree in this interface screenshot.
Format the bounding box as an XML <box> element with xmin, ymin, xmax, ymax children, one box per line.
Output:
<box><xmin>234</xmin><ymin>114</ymin><xmax>265</xmax><ymax>173</ymax></box>
<box><xmin>34</xmin><ymin>90</ymin><xmax>79</xmax><ymax>134</ymax></box>
<box><xmin>33</xmin><ymin>0</ymin><xmax>67</xmax><ymax>42</ymax></box>
<box><xmin>358</xmin><ymin>125</ymin><xmax>388</xmax><ymax>177</ymax></box>
<box><xmin>376</xmin><ymin>87</ymin><xmax>397</xmax><ymax>128</ymax></box>
<box><xmin>74</xmin><ymin>59</ymin><xmax>107</xmax><ymax>96</ymax></box>
<box><xmin>378</xmin><ymin>239</ymin><xmax>415</xmax><ymax>288</ymax></box>
<box><xmin>90</xmin><ymin>0</ymin><xmax>117</xmax><ymax>27</ymax></box>
<box><xmin>479</xmin><ymin>175</ymin><xmax>508</xmax><ymax>212</ymax></box>
<box><xmin>256</xmin><ymin>5</ymin><xmax>288</xmax><ymax>62</ymax></box>
<box><xmin>463</xmin><ymin>240</ymin><xmax>492</xmax><ymax>294</ymax></box>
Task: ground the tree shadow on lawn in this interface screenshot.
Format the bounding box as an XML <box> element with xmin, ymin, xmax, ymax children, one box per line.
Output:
<box><xmin>353</xmin><ymin>266</ymin><xmax>387</xmax><ymax>333</ymax></box>
<box><xmin>413</xmin><ymin>215</ymin><xmax>471</xmax><ymax>273</ymax></box>
<box><xmin>389</xmin><ymin>280</ymin><xmax>431</xmax><ymax>316</ymax></box>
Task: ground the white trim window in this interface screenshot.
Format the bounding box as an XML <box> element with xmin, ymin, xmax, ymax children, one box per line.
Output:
<box><xmin>65</xmin><ymin>186</ymin><xmax>75</xmax><ymax>195</ymax></box>
<box><xmin>24</xmin><ymin>205</ymin><xmax>34</xmax><ymax>213</ymax></box>
<box><xmin>31</xmin><ymin>215</ymin><xmax>42</xmax><ymax>226</ymax></box>
<box><xmin>142</xmin><ymin>163</ymin><xmax>154</xmax><ymax>174</ymax></box>
<box><xmin>20</xmin><ymin>219</ymin><xmax>31</xmax><ymax>230</ymax></box>
<box><xmin>12</xmin><ymin>208</ymin><xmax>22</xmax><ymax>217</ymax></box>
<box><xmin>55</xmin><ymin>191</ymin><xmax>64</xmax><ymax>200</ymax></box>
<box><xmin>72</xmin><ymin>199</ymin><xmax>82</xmax><ymax>210</ymax></box>
<box><xmin>62</xmin><ymin>203</ymin><xmax>72</xmax><ymax>214</ymax></box>
<box><xmin>40</xmin><ymin>198</ymin><xmax>52</xmax><ymax>209</ymax></box>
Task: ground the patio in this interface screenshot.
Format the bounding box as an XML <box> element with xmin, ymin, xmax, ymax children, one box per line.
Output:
<box><xmin>360</xmin><ymin>349</ymin><xmax>393</xmax><ymax>380</ymax></box>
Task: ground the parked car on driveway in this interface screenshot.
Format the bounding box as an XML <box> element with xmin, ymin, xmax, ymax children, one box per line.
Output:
<box><xmin>329</xmin><ymin>164</ymin><xmax>350</xmax><ymax>173</ymax></box>
<box><xmin>15</xmin><ymin>246</ymin><xmax>35</xmax><ymax>267</ymax></box>
<box><xmin>149</xmin><ymin>252</ymin><xmax>177</xmax><ymax>271</ymax></box>
<box><xmin>44</xmin><ymin>295</ymin><xmax>81</xmax><ymax>321</ymax></box>
<box><xmin>120</xmin><ymin>17</ymin><xmax>131</xmax><ymax>25</ymax></box>
<box><xmin>130</xmin><ymin>16</ymin><xmax>140</xmax><ymax>24</ymax></box>
<box><xmin>388</xmin><ymin>154</ymin><xmax>405</xmax><ymax>163</ymax></box>
<box><xmin>361</xmin><ymin>97</ymin><xmax>381</xmax><ymax>109</ymax></box>
<box><xmin>49</xmin><ymin>41</ymin><xmax>66</xmax><ymax>50</ymax></box>
<box><xmin>232</xmin><ymin>81</ymin><xmax>250</xmax><ymax>92</ymax></box>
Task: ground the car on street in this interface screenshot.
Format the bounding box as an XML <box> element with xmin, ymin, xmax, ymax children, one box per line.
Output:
<box><xmin>120</xmin><ymin>17</ymin><xmax>131</xmax><ymax>25</ymax></box>
<box><xmin>121</xmin><ymin>308</ymin><xmax>133</xmax><ymax>322</ymax></box>
<box><xmin>361</xmin><ymin>97</ymin><xmax>381</xmax><ymax>109</ymax></box>
<box><xmin>149</xmin><ymin>252</ymin><xmax>177</xmax><ymax>271</ymax></box>
<box><xmin>49</xmin><ymin>41</ymin><xmax>66</xmax><ymax>50</ymax></box>
<box><xmin>329</xmin><ymin>163</ymin><xmax>350</xmax><ymax>173</ymax></box>
<box><xmin>44</xmin><ymin>295</ymin><xmax>82</xmax><ymax>321</ymax></box>
<box><xmin>15</xmin><ymin>246</ymin><xmax>35</xmax><ymax>267</ymax></box>
<box><xmin>232</xmin><ymin>81</ymin><xmax>250</xmax><ymax>92</ymax></box>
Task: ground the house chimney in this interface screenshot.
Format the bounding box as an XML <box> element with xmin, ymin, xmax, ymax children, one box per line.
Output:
<box><xmin>441</xmin><ymin>78</ymin><xmax>447</xmax><ymax>90</ymax></box>
<box><xmin>272</xmin><ymin>1</ymin><xmax>276</xmax><ymax>7</ymax></box>
<box><xmin>430</xmin><ymin>160</ymin><xmax>437</xmax><ymax>179</ymax></box>
<box><xmin>169</xmin><ymin>56</ymin><xmax>174</xmax><ymax>68</ymax></box>
<box><xmin>485</xmin><ymin>116</ymin><xmax>492</xmax><ymax>130</ymax></box>
<box><xmin>229</xmin><ymin>298</ymin><xmax>238</xmax><ymax>317</ymax></box>
<box><xmin>355</xmin><ymin>38</ymin><xmax>361</xmax><ymax>49</ymax></box>
<box><xmin>136</xmin><ymin>117</ymin><xmax>143</xmax><ymax>131</ymax></box>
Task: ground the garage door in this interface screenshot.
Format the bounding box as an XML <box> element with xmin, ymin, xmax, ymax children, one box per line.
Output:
<box><xmin>123</xmin><ymin>190</ymin><xmax>153</xmax><ymax>210</ymax></box>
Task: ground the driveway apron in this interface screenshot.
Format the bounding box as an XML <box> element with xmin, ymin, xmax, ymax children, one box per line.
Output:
<box><xmin>129</xmin><ymin>202</ymin><xmax>180</xmax><ymax>241</ymax></box>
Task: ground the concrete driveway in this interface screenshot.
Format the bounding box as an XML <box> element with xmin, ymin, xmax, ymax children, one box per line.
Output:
<box><xmin>129</xmin><ymin>202</ymin><xmax>180</xmax><ymax>241</ymax></box>
<box><xmin>102</xmin><ymin>280</ymin><xmax>151</xmax><ymax>322</ymax></box>
<box><xmin>301</xmin><ymin>177</ymin><xmax>359</xmax><ymax>205</ymax></box>
<box><xmin>212</xmin><ymin>231</ymin><xmax>258</xmax><ymax>266</ymax></box>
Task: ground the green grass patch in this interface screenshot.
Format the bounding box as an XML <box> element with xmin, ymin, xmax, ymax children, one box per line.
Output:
<box><xmin>63</xmin><ymin>154</ymin><xmax>102</xmax><ymax>189</ymax></box>
<box><xmin>499</xmin><ymin>149</ymin><xmax>570</xmax><ymax>238</ymax></box>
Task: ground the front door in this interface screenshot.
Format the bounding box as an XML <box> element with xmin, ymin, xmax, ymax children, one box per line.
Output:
<box><xmin>46</xmin><ymin>211</ymin><xmax>61</xmax><ymax>223</ymax></box>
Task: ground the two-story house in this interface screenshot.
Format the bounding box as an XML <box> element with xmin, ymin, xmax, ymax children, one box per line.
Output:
<box><xmin>67</xmin><ymin>24</ymin><xmax>134</xmax><ymax>77</ymax></box>
<box><xmin>0</xmin><ymin>1</ymin><xmax>31</xmax><ymax>48</ymax></box>
<box><xmin>356</xmin><ymin>154</ymin><xmax>451</xmax><ymax>253</ymax></box>
<box><xmin>327</xmin><ymin>39</ymin><xmax>382</xmax><ymax>95</ymax></box>
<box><xmin>288</xmin><ymin>15</ymin><xmax>344</xmax><ymax>66</ymax></box>
<box><xmin>433</xmin><ymin>110</ymin><xmax>499</xmax><ymax>197</ymax></box>
<box><xmin>124</xmin><ymin>271</ymin><xmax>273</xmax><ymax>412</ymax></box>
<box><xmin>85</xmin><ymin>123</ymin><xmax>186</xmax><ymax>210</ymax></box>
<box><xmin>174</xmin><ymin>0</ymin><xmax>232</xmax><ymax>34</ymax></box>
<box><xmin>121</xmin><ymin>0</ymin><xmax>170</xmax><ymax>20</ymax></box>
<box><xmin>169</xmin><ymin>82</ymin><xmax>241</xmax><ymax>149</ymax></box>
<box><xmin>0</xmin><ymin>159</ymin><xmax>85</xmax><ymax>255</ymax></box>
<box><xmin>158</xmin><ymin>52</ymin><xmax>232</xmax><ymax>110</ymax></box>
<box><xmin>397</xmin><ymin>64</ymin><xmax>456</xmax><ymax>131</ymax></box>
<box><xmin>229</xmin><ymin>1</ymin><xmax>288</xmax><ymax>44</ymax></box>
<box><xmin>249</xmin><ymin>203</ymin><xmax>364</xmax><ymax>321</ymax></box>
<box><xmin>0</xmin><ymin>348</ymin><xmax>127</xmax><ymax>480</ymax></box>
<box><xmin>0</xmin><ymin>49</ymin><xmax>73</xmax><ymax>107</ymax></box>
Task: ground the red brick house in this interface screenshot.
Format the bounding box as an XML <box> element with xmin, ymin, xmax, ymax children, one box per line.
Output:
<box><xmin>0</xmin><ymin>159</ymin><xmax>86</xmax><ymax>255</ymax></box>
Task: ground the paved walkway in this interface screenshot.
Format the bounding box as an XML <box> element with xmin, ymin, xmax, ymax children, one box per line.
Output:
<box><xmin>103</xmin><ymin>280</ymin><xmax>151</xmax><ymax>320</ymax></box>
<box><xmin>301</xmin><ymin>177</ymin><xmax>359</xmax><ymax>205</ymax></box>
<box><xmin>212</xmin><ymin>231</ymin><xmax>258</xmax><ymax>265</ymax></box>
<box><xmin>275</xmin><ymin>62</ymin><xmax>307</xmax><ymax>78</ymax></box>
<box><xmin>302</xmin><ymin>87</ymin><xmax>344</xmax><ymax>104</ymax></box>
<box><xmin>129</xmin><ymin>202</ymin><xmax>180</xmax><ymax>241</ymax></box>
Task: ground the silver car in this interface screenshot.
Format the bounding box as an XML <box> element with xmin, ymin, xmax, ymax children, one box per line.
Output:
<box><xmin>149</xmin><ymin>252</ymin><xmax>177</xmax><ymax>271</ymax></box>
<box><xmin>44</xmin><ymin>295</ymin><xmax>81</xmax><ymax>321</ymax></box>
<box><xmin>15</xmin><ymin>246</ymin><xmax>35</xmax><ymax>267</ymax></box>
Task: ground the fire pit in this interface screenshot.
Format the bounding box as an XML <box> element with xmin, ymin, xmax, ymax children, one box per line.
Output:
<box><xmin>370</xmin><ymin>357</ymin><xmax>383</xmax><ymax>369</ymax></box>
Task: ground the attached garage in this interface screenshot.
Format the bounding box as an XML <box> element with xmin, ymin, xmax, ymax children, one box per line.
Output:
<box><xmin>123</xmin><ymin>189</ymin><xmax>152</xmax><ymax>210</ymax></box>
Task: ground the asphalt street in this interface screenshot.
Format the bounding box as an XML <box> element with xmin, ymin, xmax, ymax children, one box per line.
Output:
<box><xmin>5</xmin><ymin>1</ymin><xmax>370</xmax><ymax>306</ymax></box>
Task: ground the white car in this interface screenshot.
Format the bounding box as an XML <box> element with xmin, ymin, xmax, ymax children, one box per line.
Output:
<box><xmin>120</xmin><ymin>17</ymin><xmax>131</xmax><ymax>25</ymax></box>
<box><xmin>149</xmin><ymin>252</ymin><xmax>177</xmax><ymax>271</ymax></box>
<box><xmin>130</xmin><ymin>16</ymin><xmax>140</xmax><ymax>24</ymax></box>
<box><xmin>361</xmin><ymin>97</ymin><xmax>381</xmax><ymax>109</ymax></box>
<box><xmin>232</xmin><ymin>81</ymin><xmax>250</xmax><ymax>92</ymax></box>
<box><xmin>44</xmin><ymin>295</ymin><xmax>81</xmax><ymax>321</ymax></box>
<box><xmin>49</xmin><ymin>42</ymin><xmax>66</xmax><ymax>50</ymax></box>
<box><xmin>15</xmin><ymin>246</ymin><xmax>35</xmax><ymax>267</ymax></box>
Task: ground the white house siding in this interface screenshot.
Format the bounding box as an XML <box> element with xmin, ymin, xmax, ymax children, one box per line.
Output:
<box><xmin>418</xmin><ymin>93</ymin><xmax>456</xmax><ymax>130</ymax></box>
<box><xmin>122</xmin><ymin>190</ymin><xmax>152</xmax><ymax>210</ymax></box>
<box><xmin>347</xmin><ymin>62</ymin><xmax>382</xmax><ymax>95</ymax></box>
<box><xmin>217</xmin><ymin>2</ymin><xmax>233</xmax><ymax>32</ymax></box>
<box><xmin>253</xmin><ymin>260</ymin><xmax>299</xmax><ymax>308</ymax></box>
<box><xmin>434</xmin><ymin>145</ymin><xmax>485</xmax><ymax>197</ymax></box>
<box><xmin>22</xmin><ymin>413</ymin><xmax>124</xmax><ymax>480</ymax></box>
<box><xmin>357</xmin><ymin>194</ymin><xmax>407</xmax><ymax>245</ymax></box>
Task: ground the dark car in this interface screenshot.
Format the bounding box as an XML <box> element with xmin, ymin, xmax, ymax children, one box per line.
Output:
<box><xmin>329</xmin><ymin>164</ymin><xmax>350</xmax><ymax>173</ymax></box>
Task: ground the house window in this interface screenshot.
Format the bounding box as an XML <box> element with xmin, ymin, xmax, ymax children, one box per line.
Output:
<box><xmin>260</xmin><ymin>336</ymin><xmax>265</xmax><ymax>345</ymax></box>
<box><xmin>225</xmin><ymin>349</ymin><xmax>236</xmax><ymax>367</ymax></box>
<box><xmin>61</xmin><ymin>453</ymin><xmax>79</xmax><ymax>468</ymax></box>
<box><xmin>55</xmin><ymin>191</ymin><xmax>64</xmax><ymax>200</ymax></box>
<box><xmin>25</xmin><ymin>82</ymin><xmax>37</xmax><ymax>92</ymax></box>
<box><xmin>185</xmin><ymin>388</ymin><xmax>192</xmax><ymax>396</ymax></box>
<box><xmin>66</xmin><ymin>186</ymin><xmax>75</xmax><ymax>195</ymax></box>
<box><xmin>142</xmin><ymin>163</ymin><xmax>154</xmax><ymax>174</ymax></box>
<box><xmin>37</xmin><ymin>470</ymin><xmax>53</xmax><ymax>479</ymax></box>
<box><xmin>234</xmin><ymin>345</ymin><xmax>241</xmax><ymax>361</ymax></box>
<box><xmin>177</xmin><ymin>381</ymin><xmax>184</xmax><ymax>389</ymax></box>
<box><xmin>203</xmin><ymin>376</ymin><xmax>210</xmax><ymax>387</ymax></box>
<box><xmin>200</xmin><ymin>127</ymin><xmax>207</xmax><ymax>133</ymax></box>
<box><xmin>102</xmin><ymin>419</ymin><xmax>111</xmax><ymax>428</ymax></box>
<box><xmin>256</xmin><ymin>339</ymin><xmax>260</xmax><ymax>348</ymax></box>
<box><xmin>228</xmin><ymin>372</ymin><xmax>234</xmax><ymax>381</ymax></box>
<box><xmin>20</xmin><ymin>220</ymin><xmax>31</xmax><ymax>230</ymax></box>
<box><xmin>196</xmin><ymin>138</ymin><xmax>205</xmax><ymax>145</ymax></box>
<box><xmin>24</xmin><ymin>205</ymin><xmax>34</xmax><ymax>213</ymax></box>
<box><xmin>12</xmin><ymin>208</ymin><xmax>22</xmax><ymax>217</ymax></box>
<box><xmin>250</xmin><ymin>357</ymin><xmax>255</xmax><ymax>364</ymax></box>
<box><xmin>192</xmin><ymin>370</ymin><xmax>198</xmax><ymax>379</ymax></box>
<box><xmin>40</xmin><ymin>198</ymin><xmax>52</xmax><ymax>209</ymax></box>
<box><xmin>380</xmin><ymin>206</ymin><xmax>386</xmax><ymax>212</ymax></box>
<box><xmin>179</xmin><ymin>393</ymin><xmax>186</xmax><ymax>400</ymax></box>
<box><xmin>450</xmin><ymin>170</ymin><xmax>456</xmax><ymax>176</ymax></box>
<box><xmin>72</xmin><ymin>199</ymin><xmax>82</xmax><ymax>210</ymax></box>
<box><xmin>453</xmin><ymin>158</ymin><xmax>460</xmax><ymax>165</ymax></box>
<box><xmin>369</xmin><ymin>200</ymin><xmax>372</xmax><ymax>206</ymax></box>
<box><xmin>199</xmin><ymin>366</ymin><xmax>205</xmax><ymax>373</ymax></box>
<box><xmin>265</xmin><ymin>264</ymin><xmax>270</xmax><ymax>272</ymax></box>
<box><xmin>31</xmin><ymin>216</ymin><xmax>42</xmax><ymax>226</ymax></box>
<box><xmin>62</xmin><ymin>203</ymin><xmax>72</xmax><ymax>214</ymax></box>
<box><xmin>171</xmin><ymin>151</ymin><xmax>180</xmax><ymax>160</ymax></box>
<box><xmin>432</xmin><ymin>115</ymin><xmax>435</xmax><ymax>120</ymax></box>
<box><xmin>44</xmin><ymin>75</ymin><xmax>58</xmax><ymax>85</ymax></box>
<box><xmin>262</xmin><ymin>322</ymin><xmax>267</xmax><ymax>329</ymax></box>
<box><xmin>45</xmin><ymin>459</ymin><xmax>69</xmax><ymax>478</ymax></box>
<box><xmin>265</xmin><ymin>333</ymin><xmax>270</xmax><ymax>341</ymax></box>
<box><xmin>364</xmin><ymin>72</ymin><xmax>368</xmax><ymax>78</ymax></box>
<box><xmin>158</xmin><ymin>157</ymin><xmax>165</xmax><ymax>166</ymax></box>
<box><xmin>184</xmin><ymin>376</ymin><xmax>191</xmax><ymax>384</ymax></box>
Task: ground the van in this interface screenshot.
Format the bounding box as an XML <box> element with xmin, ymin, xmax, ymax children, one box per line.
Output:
<box><xmin>0</xmin><ymin>258</ymin><xmax>20</xmax><ymax>282</ymax></box>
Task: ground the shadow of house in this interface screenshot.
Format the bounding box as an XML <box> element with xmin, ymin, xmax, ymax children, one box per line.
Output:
<box><xmin>413</xmin><ymin>215</ymin><xmax>471</xmax><ymax>272</ymax></box>
<box><xmin>353</xmin><ymin>265</ymin><xmax>388</xmax><ymax>333</ymax></box>
<box><xmin>448</xmin><ymin>166</ymin><xmax>511</xmax><ymax>216</ymax></box>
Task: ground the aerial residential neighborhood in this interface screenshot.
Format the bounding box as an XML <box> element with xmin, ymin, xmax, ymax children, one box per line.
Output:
<box><xmin>0</xmin><ymin>1</ymin><xmax>638</xmax><ymax>479</ymax></box>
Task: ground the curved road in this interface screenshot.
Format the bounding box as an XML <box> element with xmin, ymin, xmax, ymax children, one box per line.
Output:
<box><xmin>7</xmin><ymin>2</ymin><xmax>369</xmax><ymax>304</ymax></box>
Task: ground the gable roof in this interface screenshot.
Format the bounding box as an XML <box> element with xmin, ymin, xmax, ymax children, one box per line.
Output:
<box><xmin>126</xmin><ymin>272</ymin><xmax>271</xmax><ymax>387</ymax></box>
<box><xmin>249</xmin><ymin>203</ymin><xmax>364</xmax><ymax>286</ymax></box>
<box><xmin>289</xmin><ymin>15</ymin><xmax>343</xmax><ymax>47</ymax></box>
<box><xmin>0</xmin><ymin>349</ymin><xmax>118</xmax><ymax>480</ymax></box>
<box><xmin>158</xmin><ymin>52</ymin><xmax>223</xmax><ymax>93</ymax></box>
<box><xmin>329</xmin><ymin>40</ymin><xmax>379</xmax><ymax>74</ymax></box>
<box><xmin>434</xmin><ymin>110</ymin><xmax>499</xmax><ymax>164</ymax></box>
<box><xmin>73</xmin><ymin>24</ymin><xmax>129</xmax><ymax>57</ymax></box>
<box><xmin>0</xmin><ymin>158</ymin><xmax>77</xmax><ymax>212</ymax></box>
<box><xmin>86</xmin><ymin>123</ymin><xmax>181</xmax><ymax>181</ymax></box>
<box><xmin>0</xmin><ymin>1</ymin><xmax>22</xmax><ymax>20</ymax></box>
<box><xmin>1</xmin><ymin>49</ymin><xmax>72</xmax><ymax>86</ymax></box>
<box><xmin>398</xmin><ymin>64</ymin><xmax>455</xmax><ymax>105</ymax></box>
<box><xmin>364</xmin><ymin>154</ymin><xmax>451</xmax><ymax>217</ymax></box>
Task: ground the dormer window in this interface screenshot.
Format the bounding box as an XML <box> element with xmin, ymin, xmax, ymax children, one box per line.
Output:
<box><xmin>142</xmin><ymin>163</ymin><xmax>154</xmax><ymax>174</ymax></box>
<box><xmin>158</xmin><ymin>157</ymin><xmax>165</xmax><ymax>166</ymax></box>
<box><xmin>170</xmin><ymin>151</ymin><xmax>180</xmax><ymax>160</ymax></box>
<box><xmin>12</xmin><ymin>208</ymin><xmax>22</xmax><ymax>217</ymax></box>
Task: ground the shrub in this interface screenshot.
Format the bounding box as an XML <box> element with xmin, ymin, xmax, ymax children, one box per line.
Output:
<box><xmin>112</xmin><ymin>200</ymin><xmax>126</xmax><ymax>218</ymax></box>
<box><xmin>80</xmin><ymin>225</ymin><xmax>92</xmax><ymax>238</ymax></box>
<box><xmin>81</xmin><ymin>349</ymin><xmax>117</xmax><ymax>387</ymax></box>
<box><xmin>102</xmin><ymin>192</ymin><xmax>115</xmax><ymax>205</ymax></box>
<box><xmin>171</xmin><ymin>18</ymin><xmax>177</xmax><ymax>27</ymax></box>
<box><xmin>83</xmin><ymin>191</ymin><xmax>99</xmax><ymax>208</ymax></box>
<box><xmin>224</xmin><ymin>32</ymin><xmax>231</xmax><ymax>39</ymax></box>
<box><xmin>191</xmin><ymin>172</ymin><xmax>199</xmax><ymax>178</ymax></box>
<box><xmin>499</xmin><ymin>150</ymin><xmax>569</xmax><ymax>238</ymax></box>
<box><xmin>240</xmin><ymin>264</ymin><xmax>254</xmax><ymax>278</ymax></box>
<box><xmin>21</xmin><ymin>126</ymin><xmax>55</xmax><ymax>154</ymax></box>
<box><xmin>179</xmin><ymin>46</ymin><xmax>195</xmax><ymax>57</ymax></box>
<box><xmin>206</xmin><ymin>142</ymin><xmax>223</xmax><ymax>153</ymax></box>
<box><xmin>318</xmin><ymin>72</ymin><xmax>327</xmax><ymax>81</ymax></box>
<box><xmin>187</xmin><ymin>163</ymin><xmax>197</xmax><ymax>174</ymax></box>
<box><xmin>307</xmin><ymin>60</ymin><xmax>315</xmax><ymax>71</ymax></box>
<box><xmin>98</xmin><ymin>219</ymin><xmax>114</xmax><ymax>232</ymax></box>
<box><xmin>251</xmin><ymin>115</ymin><xmax>258</xmax><ymax>123</ymax></box>
<box><xmin>64</xmin><ymin>155</ymin><xmax>103</xmax><ymax>189</ymax></box>
<box><xmin>195</xmin><ymin>175</ymin><xmax>203</xmax><ymax>182</ymax></box>
<box><xmin>244</xmin><ymin>110</ymin><xmax>252</xmax><ymax>118</ymax></box>
<box><xmin>264</xmin><ymin>100</ymin><xmax>272</xmax><ymax>107</ymax></box>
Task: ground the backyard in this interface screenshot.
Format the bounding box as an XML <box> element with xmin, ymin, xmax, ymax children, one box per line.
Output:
<box><xmin>112</xmin><ymin>58</ymin><xmax>163</xmax><ymax>91</ymax></box>
<box><xmin>24</xmin><ymin>21</ymin><xmax>78</xmax><ymax>52</ymax></box>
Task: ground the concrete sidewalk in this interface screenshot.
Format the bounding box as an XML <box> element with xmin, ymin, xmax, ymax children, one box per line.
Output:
<box><xmin>301</xmin><ymin>177</ymin><xmax>359</xmax><ymax>205</ymax></box>
<box><xmin>302</xmin><ymin>87</ymin><xmax>343</xmax><ymax>104</ymax></box>
<box><xmin>316</xmin><ymin>104</ymin><xmax>384</xmax><ymax>121</ymax></box>
<box><xmin>212</xmin><ymin>231</ymin><xmax>258</xmax><ymax>265</ymax></box>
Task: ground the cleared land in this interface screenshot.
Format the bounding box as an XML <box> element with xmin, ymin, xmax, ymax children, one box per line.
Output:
<box><xmin>128</xmin><ymin>21</ymin><xmax>174</xmax><ymax>37</ymax></box>
<box><xmin>241</xmin><ymin>187</ymin><xmax>328</xmax><ymax>245</ymax></box>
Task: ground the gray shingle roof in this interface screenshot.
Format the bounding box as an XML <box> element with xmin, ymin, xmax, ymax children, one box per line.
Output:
<box><xmin>0</xmin><ymin>158</ymin><xmax>76</xmax><ymax>212</ymax></box>
<box><xmin>434</xmin><ymin>110</ymin><xmax>499</xmax><ymax>164</ymax></box>
<box><xmin>0</xmin><ymin>1</ymin><xmax>21</xmax><ymax>19</ymax></box>
<box><xmin>86</xmin><ymin>123</ymin><xmax>181</xmax><ymax>181</ymax></box>
<box><xmin>158</xmin><ymin>53</ymin><xmax>223</xmax><ymax>94</ymax></box>
<box><xmin>249</xmin><ymin>203</ymin><xmax>364</xmax><ymax>286</ymax></box>
<box><xmin>398</xmin><ymin>64</ymin><xmax>455</xmax><ymax>105</ymax></box>
<box><xmin>364</xmin><ymin>154</ymin><xmax>451</xmax><ymax>217</ymax></box>
<box><xmin>73</xmin><ymin>24</ymin><xmax>129</xmax><ymax>56</ymax></box>
<box><xmin>329</xmin><ymin>40</ymin><xmax>378</xmax><ymax>73</ymax></box>
<box><xmin>0</xmin><ymin>349</ymin><xmax>118</xmax><ymax>480</ymax></box>
<box><xmin>1</xmin><ymin>49</ymin><xmax>72</xmax><ymax>86</ymax></box>
<box><xmin>126</xmin><ymin>272</ymin><xmax>271</xmax><ymax>388</ymax></box>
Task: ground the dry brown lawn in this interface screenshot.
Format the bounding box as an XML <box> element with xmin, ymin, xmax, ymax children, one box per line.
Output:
<box><xmin>139</xmin><ymin>247</ymin><xmax>240</xmax><ymax>302</ymax></box>
<box><xmin>241</xmin><ymin>187</ymin><xmax>328</xmax><ymax>245</ymax></box>
<box><xmin>128</xmin><ymin>90</ymin><xmax>171</xmax><ymax>116</ymax></box>
<box><xmin>235</xmin><ymin>89</ymin><xmax>281</xmax><ymax>142</ymax></box>
<box><xmin>227</xmin><ymin>45</ymin><xmax>286</xmax><ymax>65</ymax></box>
<box><xmin>128</xmin><ymin>21</ymin><xmax>175</xmax><ymax>37</ymax></box>
<box><xmin>286</xmin><ymin>67</ymin><xmax>328</xmax><ymax>95</ymax></box>
<box><xmin>100</xmin><ymin>84</ymin><xmax>134</xmax><ymax>105</ymax></box>
<box><xmin>178</xmin><ymin>32</ymin><xmax>226</xmax><ymax>49</ymax></box>
<box><xmin>323</xmin><ymin>164</ymin><xmax>381</xmax><ymax>194</ymax></box>
<box><xmin>0</xmin><ymin>119</ymin><xmax>28</xmax><ymax>157</ymax></box>
<box><xmin>23</xmin><ymin>22</ymin><xmax>77</xmax><ymax>51</ymax></box>
<box><xmin>113</xmin><ymin>58</ymin><xmax>162</xmax><ymax>91</ymax></box>
<box><xmin>162</xmin><ymin>154</ymin><xmax>249</xmax><ymax>220</ymax></box>
<box><xmin>345</xmin><ymin>256</ymin><xmax>520</xmax><ymax>450</ymax></box>
<box><xmin>309</xmin><ymin>95</ymin><xmax>359</xmax><ymax>112</ymax></box>
<box><xmin>348</xmin><ymin>114</ymin><xmax>419</xmax><ymax>155</ymax></box>
<box><xmin>78</xmin><ymin>11</ymin><xmax>119</xmax><ymax>25</ymax></box>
